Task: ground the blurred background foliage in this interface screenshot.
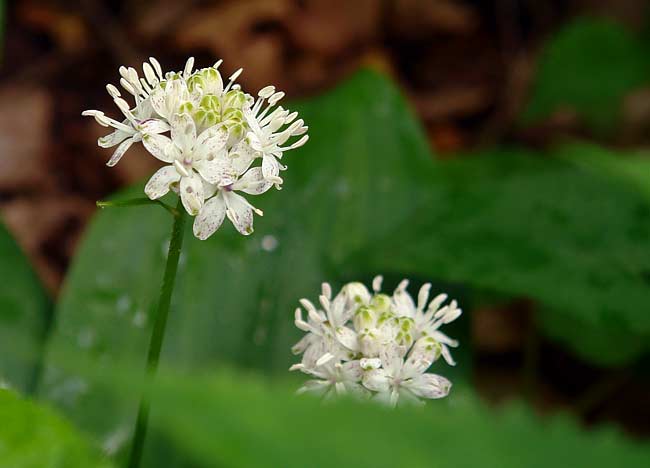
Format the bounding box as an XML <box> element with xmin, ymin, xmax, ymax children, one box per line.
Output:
<box><xmin>1</xmin><ymin>0</ymin><xmax>650</xmax><ymax>467</ymax></box>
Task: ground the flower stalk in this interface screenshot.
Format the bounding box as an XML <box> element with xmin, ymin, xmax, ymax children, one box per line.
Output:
<box><xmin>127</xmin><ymin>197</ymin><xmax>187</xmax><ymax>468</ymax></box>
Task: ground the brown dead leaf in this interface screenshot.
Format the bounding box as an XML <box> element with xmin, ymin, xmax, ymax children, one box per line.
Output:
<box><xmin>472</xmin><ymin>301</ymin><xmax>532</xmax><ymax>353</ymax></box>
<box><xmin>287</xmin><ymin>0</ymin><xmax>382</xmax><ymax>57</ymax></box>
<box><xmin>390</xmin><ymin>0</ymin><xmax>478</xmax><ymax>38</ymax></box>
<box><xmin>1</xmin><ymin>196</ymin><xmax>94</xmax><ymax>294</ymax></box>
<box><xmin>174</xmin><ymin>0</ymin><xmax>291</xmax><ymax>91</ymax></box>
<box><xmin>17</xmin><ymin>2</ymin><xmax>89</xmax><ymax>53</ymax></box>
<box><xmin>0</xmin><ymin>86</ymin><xmax>51</xmax><ymax>192</ymax></box>
<box><xmin>413</xmin><ymin>86</ymin><xmax>491</xmax><ymax>121</ymax></box>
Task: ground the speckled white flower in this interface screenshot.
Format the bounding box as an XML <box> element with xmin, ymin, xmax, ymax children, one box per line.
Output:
<box><xmin>392</xmin><ymin>280</ymin><xmax>462</xmax><ymax>365</ymax></box>
<box><xmin>83</xmin><ymin>56</ymin><xmax>308</xmax><ymax>239</ymax></box>
<box><xmin>245</xmin><ymin>86</ymin><xmax>309</xmax><ymax>187</ymax></box>
<box><xmin>294</xmin><ymin>360</ymin><xmax>366</xmax><ymax>398</ymax></box>
<box><xmin>291</xmin><ymin>276</ymin><xmax>461</xmax><ymax>407</ymax></box>
<box><xmin>82</xmin><ymin>86</ymin><xmax>168</xmax><ymax>167</ymax></box>
<box><xmin>143</xmin><ymin>112</ymin><xmax>230</xmax><ymax>215</ymax></box>
<box><xmin>363</xmin><ymin>340</ymin><xmax>451</xmax><ymax>407</ymax></box>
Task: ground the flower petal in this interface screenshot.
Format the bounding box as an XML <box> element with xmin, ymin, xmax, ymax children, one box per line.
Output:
<box><xmin>440</xmin><ymin>344</ymin><xmax>456</xmax><ymax>366</ymax></box>
<box><xmin>297</xmin><ymin>380</ymin><xmax>330</xmax><ymax>397</ymax></box>
<box><xmin>179</xmin><ymin>173</ymin><xmax>204</xmax><ymax>216</ymax></box>
<box><xmin>340</xmin><ymin>360</ymin><xmax>363</xmax><ymax>381</ymax></box>
<box><xmin>133</xmin><ymin>97</ymin><xmax>154</xmax><ymax>120</ymax></box>
<box><xmin>142</xmin><ymin>133</ymin><xmax>174</xmax><ymax>162</ymax></box>
<box><xmin>359</xmin><ymin>358</ymin><xmax>381</xmax><ymax>370</ymax></box>
<box><xmin>335</xmin><ymin>326</ymin><xmax>359</xmax><ymax>352</ymax></box>
<box><xmin>138</xmin><ymin>118</ymin><xmax>170</xmax><ymax>135</ymax></box>
<box><xmin>171</xmin><ymin>113</ymin><xmax>196</xmax><ymax>154</ymax></box>
<box><xmin>106</xmin><ymin>137</ymin><xmax>134</xmax><ymax>167</ymax></box>
<box><xmin>194</xmin><ymin>156</ymin><xmax>234</xmax><ymax>185</ymax></box>
<box><xmin>232</xmin><ymin>167</ymin><xmax>273</xmax><ymax>195</ymax></box>
<box><xmin>361</xmin><ymin>369</ymin><xmax>390</xmax><ymax>393</ymax></box>
<box><xmin>393</xmin><ymin>284</ymin><xmax>416</xmax><ymax>317</ymax></box>
<box><xmin>404</xmin><ymin>373</ymin><xmax>451</xmax><ymax>399</ymax></box>
<box><xmin>380</xmin><ymin>344</ymin><xmax>405</xmax><ymax>376</ymax></box>
<box><xmin>261</xmin><ymin>153</ymin><xmax>281</xmax><ymax>179</ymax></box>
<box><xmin>151</xmin><ymin>79</ymin><xmax>186</xmax><ymax>119</ymax></box>
<box><xmin>149</xmin><ymin>85</ymin><xmax>168</xmax><ymax>118</ymax></box>
<box><xmin>194</xmin><ymin>125</ymin><xmax>228</xmax><ymax>160</ymax></box>
<box><xmin>193</xmin><ymin>194</ymin><xmax>226</xmax><ymax>240</ymax></box>
<box><xmin>98</xmin><ymin>128</ymin><xmax>131</xmax><ymax>148</ymax></box>
<box><xmin>144</xmin><ymin>165</ymin><xmax>180</xmax><ymax>199</ymax></box>
<box><xmin>291</xmin><ymin>334</ymin><xmax>314</xmax><ymax>355</ymax></box>
<box><xmin>223</xmin><ymin>191</ymin><xmax>255</xmax><ymax>235</ymax></box>
<box><xmin>202</xmin><ymin>179</ymin><xmax>217</xmax><ymax>199</ymax></box>
<box><xmin>229</xmin><ymin>139</ymin><xmax>258</xmax><ymax>175</ymax></box>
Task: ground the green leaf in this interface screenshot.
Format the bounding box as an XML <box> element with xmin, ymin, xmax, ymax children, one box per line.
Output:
<box><xmin>362</xmin><ymin>145</ymin><xmax>650</xmax><ymax>365</ymax></box>
<box><xmin>0</xmin><ymin>221</ymin><xmax>51</xmax><ymax>392</ymax></box>
<box><xmin>536</xmin><ymin>141</ymin><xmax>650</xmax><ymax>365</ymax></box>
<box><xmin>555</xmin><ymin>141</ymin><xmax>650</xmax><ymax>198</ymax></box>
<box><xmin>521</xmin><ymin>17</ymin><xmax>650</xmax><ymax>133</ymax></box>
<box><xmin>144</xmin><ymin>369</ymin><xmax>650</xmax><ymax>468</ymax></box>
<box><xmin>0</xmin><ymin>389</ymin><xmax>114</xmax><ymax>468</ymax></box>
<box><xmin>40</xmin><ymin>70</ymin><xmax>650</xmax><ymax>464</ymax></box>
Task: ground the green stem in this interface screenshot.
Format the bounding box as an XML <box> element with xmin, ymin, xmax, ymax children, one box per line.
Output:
<box><xmin>97</xmin><ymin>198</ymin><xmax>179</xmax><ymax>217</ymax></box>
<box><xmin>127</xmin><ymin>198</ymin><xmax>187</xmax><ymax>468</ymax></box>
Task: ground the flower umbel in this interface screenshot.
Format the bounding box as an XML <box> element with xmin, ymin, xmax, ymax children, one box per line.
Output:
<box><xmin>291</xmin><ymin>276</ymin><xmax>461</xmax><ymax>407</ymax></box>
<box><xmin>83</xmin><ymin>57</ymin><xmax>309</xmax><ymax>239</ymax></box>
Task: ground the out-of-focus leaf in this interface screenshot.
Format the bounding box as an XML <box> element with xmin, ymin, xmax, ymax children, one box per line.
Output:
<box><xmin>142</xmin><ymin>368</ymin><xmax>650</xmax><ymax>468</ymax></box>
<box><xmin>363</xmin><ymin>145</ymin><xmax>650</xmax><ymax>366</ymax></box>
<box><xmin>534</xmin><ymin>141</ymin><xmax>650</xmax><ymax>364</ymax></box>
<box><xmin>0</xmin><ymin>221</ymin><xmax>50</xmax><ymax>392</ymax></box>
<box><xmin>0</xmin><ymin>389</ymin><xmax>114</xmax><ymax>468</ymax></box>
<box><xmin>555</xmin><ymin>141</ymin><xmax>650</xmax><ymax>198</ymax></box>
<box><xmin>40</xmin><ymin>70</ymin><xmax>650</xmax><ymax>464</ymax></box>
<box><xmin>521</xmin><ymin>17</ymin><xmax>650</xmax><ymax>133</ymax></box>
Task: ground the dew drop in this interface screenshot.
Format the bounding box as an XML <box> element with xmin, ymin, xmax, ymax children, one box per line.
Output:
<box><xmin>133</xmin><ymin>310</ymin><xmax>147</xmax><ymax>328</ymax></box>
<box><xmin>48</xmin><ymin>376</ymin><xmax>89</xmax><ymax>406</ymax></box>
<box><xmin>77</xmin><ymin>327</ymin><xmax>96</xmax><ymax>349</ymax></box>
<box><xmin>261</xmin><ymin>235</ymin><xmax>278</xmax><ymax>252</ymax></box>
<box><xmin>96</xmin><ymin>273</ymin><xmax>111</xmax><ymax>287</ymax></box>
<box><xmin>102</xmin><ymin>425</ymin><xmax>131</xmax><ymax>456</ymax></box>
<box><xmin>334</xmin><ymin>178</ymin><xmax>349</xmax><ymax>198</ymax></box>
<box><xmin>116</xmin><ymin>295</ymin><xmax>131</xmax><ymax>315</ymax></box>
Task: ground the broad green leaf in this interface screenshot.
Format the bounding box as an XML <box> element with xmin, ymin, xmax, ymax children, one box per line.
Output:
<box><xmin>536</xmin><ymin>141</ymin><xmax>650</xmax><ymax>364</ymax></box>
<box><xmin>362</xmin><ymin>145</ymin><xmax>650</xmax><ymax>365</ymax></box>
<box><xmin>0</xmin><ymin>389</ymin><xmax>114</xmax><ymax>468</ymax></box>
<box><xmin>522</xmin><ymin>17</ymin><xmax>650</xmax><ymax>133</ymax></box>
<box><xmin>555</xmin><ymin>141</ymin><xmax>650</xmax><ymax>198</ymax></box>
<box><xmin>40</xmin><ymin>70</ymin><xmax>650</xmax><ymax>464</ymax></box>
<box><xmin>0</xmin><ymin>221</ymin><xmax>50</xmax><ymax>392</ymax></box>
<box><xmin>144</xmin><ymin>368</ymin><xmax>650</xmax><ymax>468</ymax></box>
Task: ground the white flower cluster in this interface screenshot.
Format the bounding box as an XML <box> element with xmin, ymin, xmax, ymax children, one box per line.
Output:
<box><xmin>291</xmin><ymin>276</ymin><xmax>462</xmax><ymax>407</ymax></box>
<box><xmin>83</xmin><ymin>57</ymin><xmax>308</xmax><ymax>239</ymax></box>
